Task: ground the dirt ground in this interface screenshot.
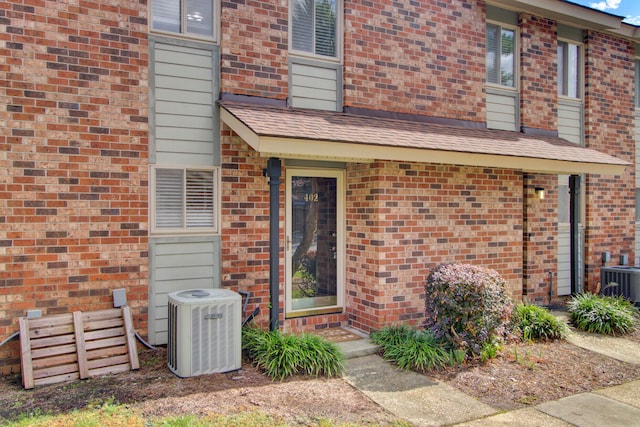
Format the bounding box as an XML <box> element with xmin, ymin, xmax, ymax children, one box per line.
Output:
<box><xmin>1</xmin><ymin>327</ymin><xmax>640</xmax><ymax>424</ymax></box>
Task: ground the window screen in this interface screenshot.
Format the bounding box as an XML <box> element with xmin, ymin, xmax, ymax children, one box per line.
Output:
<box><xmin>154</xmin><ymin>167</ymin><xmax>217</xmax><ymax>232</ymax></box>
<box><xmin>152</xmin><ymin>0</ymin><xmax>214</xmax><ymax>38</ymax></box>
<box><xmin>558</xmin><ymin>41</ymin><xmax>581</xmax><ymax>98</ymax></box>
<box><xmin>635</xmin><ymin>59</ymin><xmax>640</xmax><ymax>109</ymax></box>
<box><xmin>486</xmin><ymin>23</ymin><xmax>514</xmax><ymax>87</ymax></box>
<box><xmin>292</xmin><ymin>0</ymin><xmax>338</xmax><ymax>58</ymax></box>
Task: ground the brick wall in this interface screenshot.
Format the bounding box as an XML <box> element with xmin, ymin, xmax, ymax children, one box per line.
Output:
<box><xmin>522</xmin><ymin>174</ymin><xmax>559</xmax><ymax>303</ymax></box>
<box><xmin>346</xmin><ymin>162</ymin><xmax>524</xmax><ymax>332</ymax></box>
<box><xmin>220</xmin><ymin>129</ymin><xmax>349</xmax><ymax>332</ymax></box>
<box><xmin>220</xmin><ymin>0</ymin><xmax>289</xmax><ymax>100</ymax></box>
<box><xmin>519</xmin><ymin>14</ymin><xmax>557</xmax><ymax>131</ymax></box>
<box><xmin>583</xmin><ymin>31</ymin><xmax>635</xmax><ymax>289</ymax></box>
<box><xmin>518</xmin><ymin>15</ymin><xmax>560</xmax><ymax>303</ymax></box>
<box><xmin>221</xmin><ymin>139</ymin><xmax>525</xmax><ymax>334</ymax></box>
<box><xmin>220</xmin><ymin>126</ymin><xmax>274</xmax><ymax>328</ymax></box>
<box><xmin>0</xmin><ymin>0</ymin><xmax>149</xmax><ymax>373</ymax></box>
<box><xmin>343</xmin><ymin>0</ymin><xmax>486</xmax><ymax>121</ymax></box>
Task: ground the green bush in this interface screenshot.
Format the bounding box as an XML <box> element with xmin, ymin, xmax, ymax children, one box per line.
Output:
<box><xmin>424</xmin><ymin>263</ymin><xmax>514</xmax><ymax>357</ymax></box>
<box><xmin>370</xmin><ymin>325</ymin><xmax>453</xmax><ymax>371</ymax></box>
<box><xmin>242</xmin><ymin>327</ymin><xmax>344</xmax><ymax>380</ymax></box>
<box><xmin>513</xmin><ymin>303</ymin><xmax>568</xmax><ymax>341</ymax></box>
<box><xmin>370</xmin><ymin>324</ymin><xmax>414</xmax><ymax>353</ymax></box>
<box><xmin>567</xmin><ymin>293</ymin><xmax>639</xmax><ymax>335</ymax></box>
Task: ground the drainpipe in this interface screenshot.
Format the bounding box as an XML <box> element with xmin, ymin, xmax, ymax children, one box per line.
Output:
<box><xmin>265</xmin><ymin>158</ymin><xmax>282</xmax><ymax>331</ymax></box>
<box><xmin>569</xmin><ymin>175</ymin><xmax>581</xmax><ymax>294</ymax></box>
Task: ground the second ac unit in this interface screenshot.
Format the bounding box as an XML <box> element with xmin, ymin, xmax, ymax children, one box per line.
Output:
<box><xmin>600</xmin><ymin>266</ymin><xmax>640</xmax><ymax>303</ymax></box>
<box><xmin>167</xmin><ymin>289</ymin><xmax>242</xmax><ymax>378</ymax></box>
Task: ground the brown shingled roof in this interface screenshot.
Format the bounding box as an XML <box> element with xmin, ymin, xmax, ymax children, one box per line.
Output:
<box><xmin>219</xmin><ymin>101</ymin><xmax>628</xmax><ymax>175</ymax></box>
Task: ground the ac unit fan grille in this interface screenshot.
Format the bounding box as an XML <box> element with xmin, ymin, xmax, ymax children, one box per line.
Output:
<box><xmin>168</xmin><ymin>301</ymin><xmax>178</xmax><ymax>371</ymax></box>
<box><xmin>600</xmin><ymin>267</ymin><xmax>640</xmax><ymax>303</ymax></box>
<box><xmin>167</xmin><ymin>290</ymin><xmax>241</xmax><ymax>377</ymax></box>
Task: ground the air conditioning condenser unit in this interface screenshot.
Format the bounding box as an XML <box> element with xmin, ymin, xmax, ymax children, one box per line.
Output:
<box><xmin>600</xmin><ymin>266</ymin><xmax>640</xmax><ymax>303</ymax></box>
<box><xmin>167</xmin><ymin>289</ymin><xmax>242</xmax><ymax>378</ymax></box>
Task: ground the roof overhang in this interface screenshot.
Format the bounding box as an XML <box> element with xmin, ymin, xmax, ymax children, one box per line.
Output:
<box><xmin>610</xmin><ymin>22</ymin><xmax>640</xmax><ymax>42</ymax></box>
<box><xmin>486</xmin><ymin>0</ymin><xmax>623</xmax><ymax>31</ymax></box>
<box><xmin>219</xmin><ymin>102</ymin><xmax>628</xmax><ymax>176</ymax></box>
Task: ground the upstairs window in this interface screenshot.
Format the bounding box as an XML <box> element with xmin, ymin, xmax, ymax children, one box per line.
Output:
<box><xmin>151</xmin><ymin>166</ymin><xmax>219</xmax><ymax>234</ymax></box>
<box><xmin>486</xmin><ymin>23</ymin><xmax>516</xmax><ymax>88</ymax></box>
<box><xmin>635</xmin><ymin>59</ymin><xmax>640</xmax><ymax>109</ymax></box>
<box><xmin>152</xmin><ymin>0</ymin><xmax>215</xmax><ymax>39</ymax></box>
<box><xmin>291</xmin><ymin>0</ymin><xmax>339</xmax><ymax>58</ymax></box>
<box><xmin>558</xmin><ymin>41</ymin><xmax>581</xmax><ymax>98</ymax></box>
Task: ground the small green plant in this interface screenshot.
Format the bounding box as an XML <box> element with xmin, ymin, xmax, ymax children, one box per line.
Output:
<box><xmin>423</xmin><ymin>263</ymin><xmax>514</xmax><ymax>357</ymax></box>
<box><xmin>513</xmin><ymin>303</ymin><xmax>568</xmax><ymax>341</ymax></box>
<box><xmin>371</xmin><ymin>325</ymin><xmax>454</xmax><ymax>371</ymax></box>
<box><xmin>480</xmin><ymin>339</ymin><xmax>501</xmax><ymax>363</ymax></box>
<box><xmin>567</xmin><ymin>293</ymin><xmax>639</xmax><ymax>335</ymax></box>
<box><xmin>242</xmin><ymin>327</ymin><xmax>344</xmax><ymax>380</ymax></box>
<box><xmin>452</xmin><ymin>348</ymin><xmax>467</xmax><ymax>364</ymax></box>
<box><xmin>512</xmin><ymin>348</ymin><xmax>536</xmax><ymax>370</ymax></box>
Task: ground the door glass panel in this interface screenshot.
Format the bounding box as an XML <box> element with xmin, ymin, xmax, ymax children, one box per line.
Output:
<box><xmin>290</xmin><ymin>176</ymin><xmax>337</xmax><ymax>311</ymax></box>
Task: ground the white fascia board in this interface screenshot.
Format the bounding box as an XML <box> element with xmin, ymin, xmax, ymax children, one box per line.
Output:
<box><xmin>487</xmin><ymin>0</ymin><xmax>622</xmax><ymax>31</ymax></box>
<box><xmin>258</xmin><ymin>136</ymin><xmax>628</xmax><ymax>176</ymax></box>
<box><xmin>219</xmin><ymin>107</ymin><xmax>261</xmax><ymax>150</ymax></box>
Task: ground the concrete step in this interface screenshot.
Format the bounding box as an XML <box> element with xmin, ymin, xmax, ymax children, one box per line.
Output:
<box><xmin>336</xmin><ymin>337</ymin><xmax>379</xmax><ymax>359</ymax></box>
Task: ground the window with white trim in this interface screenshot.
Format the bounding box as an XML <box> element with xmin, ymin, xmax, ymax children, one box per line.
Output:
<box><xmin>635</xmin><ymin>59</ymin><xmax>640</xmax><ymax>109</ymax></box>
<box><xmin>291</xmin><ymin>0</ymin><xmax>339</xmax><ymax>58</ymax></box>
<box><xmin>558</xmin><ymin>40</ymin><xmax>582</xmax><ymax>99</ymax></box>
<box><xmin>151</xmin><ymin>0</ymin><xmax>215</xmax><ymax>39</ymax></box>
<box><xmin>151</xmin><ymin>166</ymin><xmax>219</xmax><ymax>234</ymax></box>
<box><xmin>486</xmin><ymin>23</ymin><xmax>516</xmax><ymax>88</ymax></box>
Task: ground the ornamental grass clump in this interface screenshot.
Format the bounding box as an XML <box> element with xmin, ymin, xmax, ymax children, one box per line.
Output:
<box><xmin>424</xmin><ymin>263</ymin><xmax>514</xmax><ymax>358</ymax></box>
<box><xmin>370</xmin><ymin>325</ymin><xmax>454</xmax><ymax>371</ymax></box>
<box><xmin>567</xmin><ymin>293</ymin><xmax>639</xmax><ymax>335</ymax></box>
<box><xmin>242</xmin><ymin>327</ymin><xmax>344</xmax><ymax>380</ymax></box>
<box><xmin>513</xmin><ymin>303</ymin><xmax>568</xmax><ymax>341</ymax></box>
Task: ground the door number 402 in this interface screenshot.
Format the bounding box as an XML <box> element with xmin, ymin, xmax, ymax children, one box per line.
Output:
<box><xmin>304</xmin><ymin>193</ymin><xmax>319</xmax><ymax>202</ymax></box>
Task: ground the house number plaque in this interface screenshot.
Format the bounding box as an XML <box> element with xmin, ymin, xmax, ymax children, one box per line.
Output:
<box><xmin>304</xmin><ymin>193</ymin><xmax>319</xmax><ymax>202</ymax></box>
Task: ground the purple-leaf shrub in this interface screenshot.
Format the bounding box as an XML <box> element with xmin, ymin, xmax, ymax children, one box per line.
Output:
<box><xmin>424</xmin><ymin>263</ymin><xmax>513</xmax><ymax>357</ymax></box>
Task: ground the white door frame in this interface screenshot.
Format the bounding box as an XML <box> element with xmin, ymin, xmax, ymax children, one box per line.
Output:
<box><xmin>285</xmin><ymin>167</ymin><xmax>345</xmax><ymax>318</ymax></box>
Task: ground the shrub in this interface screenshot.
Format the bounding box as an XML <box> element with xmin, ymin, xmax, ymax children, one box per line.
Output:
<box><xmin>370</xmin><ymin>324</ymin><xmax>414</xmax><ymax>353</ymax></box>
<box><xmin>513</xmin><ymin>303</ymin><xmax>568</xmax><ymax>341</ymax></box>
<box><xmin>424</xmin><ymin>263</ymin><xmax>514</xmax><ymax>357</ymax></box>
<box><xmin>370</xmin><ymin>325</ymin><xmax>453</xmax><ymax>371</ymax></box>
<box><xmin>242</xmin><ymin>327</ymin><xmax>344</xmax><ymax>380</ymax></box>
<box><xmin>567</xmin><ymin>293</ymin><xmax>639</xmax><ymax>335</ymax></box>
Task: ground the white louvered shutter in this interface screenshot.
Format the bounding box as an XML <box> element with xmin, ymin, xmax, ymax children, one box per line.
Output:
<box><xmin>152</xmin><ymin>0</ymin><xmax>181</xmax><ymax>33</ymax></box>
<box><xmin>486</xmin><ymin>24</ymin><xmax>499</xmax><ymax>85</ymax></box>
<box><xmin>155</xmin><ymin>168</ymin><xmax>184</xmax><ymax>229</ymax></box>
<box><xmin>186</xmin><ymin>169</ymin><xmax>214</xmax><ymax>228</ymax></box>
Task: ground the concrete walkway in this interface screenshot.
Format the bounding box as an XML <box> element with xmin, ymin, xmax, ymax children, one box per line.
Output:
<box><xmin>338</xmin><ymin>324</ymin><xmax>640</xmax><ymax>427</ymax></box>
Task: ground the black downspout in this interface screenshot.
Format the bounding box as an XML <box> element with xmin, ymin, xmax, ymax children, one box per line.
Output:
<box><xmin>266</xmin><ymin>158</ymin><xmax>282</xmax><ymax>331</ymax></box>
<box><xmin>569</xmin><ymin>174</ymin><xmax>581</xmax><ymax>294</ymax></box>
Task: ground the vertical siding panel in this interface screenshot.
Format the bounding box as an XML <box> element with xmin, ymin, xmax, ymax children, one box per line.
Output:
<box><xmin>557</xmin><ymin>100</ymin><xmax>583</xmax><ymax>145</ymax></box>
<box><xmin>148</xmin><ymin>237</ymin><xmax>221</xmax><ymax>345</ymax></box>
<box><xmin>486</xmin><ymin>91</ymin><xmax>518</xmax><ymax>131</ymax></box>
<box><xmin>150</xmin><ymin>38</ymin><xmax>220</xmax><ymax>166</ymax></box>
<box><xmin>148</xmin><ymin>37</ymin><xmax>222</xmax><ymax>345</ymax></box>
<box><xmin>289</xmin><ymin>58</ymin><xmax>341</xmax><ymax>111</ymax></box>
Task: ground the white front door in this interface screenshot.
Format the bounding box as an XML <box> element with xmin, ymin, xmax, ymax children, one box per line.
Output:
<box><xmin>285</xmin><ymin>168</ymin><xmax>345</xmax><ymax>318</ymax></box>
<box><xmin>557</xmin><ymin>175</ymin><xmax>584</xmax><ymax>296</ymax></box>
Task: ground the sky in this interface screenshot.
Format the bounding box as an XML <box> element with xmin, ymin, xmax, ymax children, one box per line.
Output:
<box><xmin>568</xmin><ymin>0</ymin><xmax>640</xmax><ymax>25</ymax></box>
